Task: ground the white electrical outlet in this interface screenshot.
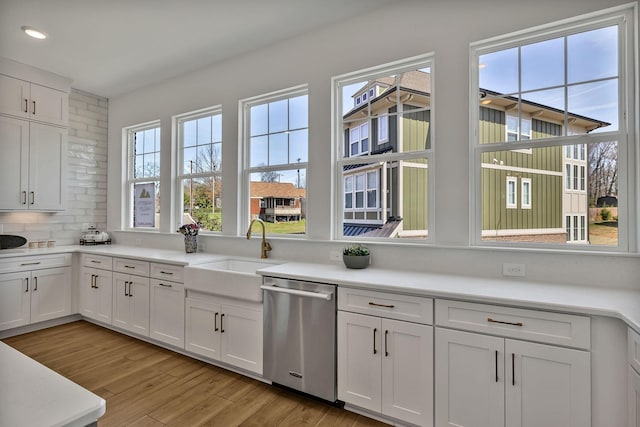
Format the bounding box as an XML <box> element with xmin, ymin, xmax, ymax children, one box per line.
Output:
<box><xmin>503</xmin><ymin>263</ymin><xmax>526</xmax><ymax>277</ymax></box>
<box><xmin>329</xmin><ymin>250</ymin><xmax>342</xmax><ymax>261</ymax></box>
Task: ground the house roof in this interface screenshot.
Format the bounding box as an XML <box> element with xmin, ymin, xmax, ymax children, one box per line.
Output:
<box><xmin>343</xmin><ymin>217</ymin><xmax>403</xmax><ymax>238</ymax></box>
<box><xmin>250</xmin><ymin>181</ymin><xmax>306</xmax><ymax>199</ymax></box>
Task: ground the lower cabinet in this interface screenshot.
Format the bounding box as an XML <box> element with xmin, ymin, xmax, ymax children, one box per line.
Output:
<box><xmin>338</xmin><ymin>311</ymin><xmax>433</xmax><ymax>426</ymax></box>
<box><xmin>112</xmin><ymin>272</ymin><xmax>150</xmax><ymax>336</ymax></box>
<box><xmin>434</xmin><ymin>300</ymin><xmax>591</xmax><ymax>427</ymax></box>
<box><xmin>0</xmin><ymin>266</ymin><xmax>71</xmax><ymax>330</ymax></box>
<box><xmin>629</xmin><ymin>328</ymin><xmax>640</xmax><ymax>427</ymax></box>
<box><xmin>149</xmin><ymin>279</ymin><xmax>185</xmax><ymax>348</ymax></box>
<box><xmin>185</xmin><ymin>294</ymin><xmax>263</xmax><ymax>375</ymax></box>
<box><xmin>79</xmin><ymin>267</ymin><xmax>113</xmax><ymax>324</ymax></box>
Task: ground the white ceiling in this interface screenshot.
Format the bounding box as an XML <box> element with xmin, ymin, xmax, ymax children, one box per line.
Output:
<box><xmin>0</xmin><ymin>0</ymin><xmax>393</xmax><ymax>98</ymax></box>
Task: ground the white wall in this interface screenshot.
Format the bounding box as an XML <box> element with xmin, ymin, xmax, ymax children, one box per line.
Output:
<box><xmin>107</xmin><ymin>0</ymin><xmax>640</xmax><ymax>289</ymax></box>
<box><xmin>0</xmin><ymin>89</ymin><xmax>108</xmax><ymax>245</ymax></box>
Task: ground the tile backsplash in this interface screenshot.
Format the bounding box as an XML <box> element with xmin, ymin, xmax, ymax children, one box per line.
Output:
<box><xmin>0</xmin><ymin>89</ymin><xmax>108</xmax><ymax>246</ymax></box>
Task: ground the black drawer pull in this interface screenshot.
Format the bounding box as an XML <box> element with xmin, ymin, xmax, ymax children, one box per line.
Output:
<box><xmin>488</xmin><ymin>318</ymin><xmax>523</xmax><ymax>327</ymax></box>
<box><xmin>160</xmin><ymin>271</ymin><xmax>174</xmax><ymax>275</ymax></box>
<box><xmin>369</xmin><ymin>302</ymin><xmax>395</xmax><ymax>308</ymax></box>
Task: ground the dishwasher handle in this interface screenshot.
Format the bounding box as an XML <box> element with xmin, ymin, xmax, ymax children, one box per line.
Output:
<box><xmin>261</xmin><ymin>284</ymin><xmax>333</xmax><ymax>301</ymax></box>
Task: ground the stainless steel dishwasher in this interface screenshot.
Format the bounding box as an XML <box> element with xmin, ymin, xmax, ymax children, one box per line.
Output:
<box><xmin>262</xmin><ymin>277</ymin><xmax>337</xmax><ymax>402</ymax></box>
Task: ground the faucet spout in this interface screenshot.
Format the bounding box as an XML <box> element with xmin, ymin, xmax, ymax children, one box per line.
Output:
<box><xmin>247</xmin><ymin>218</ymin><xmax>272</xmax><ymax>259</ymax></box>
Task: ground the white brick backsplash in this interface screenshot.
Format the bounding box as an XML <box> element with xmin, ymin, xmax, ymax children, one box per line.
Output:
<box><xmin>0</xmin><ymin>89</ymin><xmax>108</xmax><ymax>246</ymax></box>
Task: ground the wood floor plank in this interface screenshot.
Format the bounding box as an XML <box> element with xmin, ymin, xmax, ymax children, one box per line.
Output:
<box><xmin>1</xmin><ymin>321</ymin><xmax>391</xmax><ymax>427</ymax></box>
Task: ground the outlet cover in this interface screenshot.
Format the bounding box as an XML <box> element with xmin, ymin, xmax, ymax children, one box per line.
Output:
<box><xmin>503</xmin><ymin>263</ymin><xmax>526</xmax><ymax>277</ymax></box>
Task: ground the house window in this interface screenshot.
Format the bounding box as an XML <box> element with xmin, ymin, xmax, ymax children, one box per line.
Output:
<box><xmin>125</xmin><ymin>123</ymin><xmax>161</xmax><ymax>229</ymax></box>
<box><xmin>378</xmin><ymin>115</ymin><xmax>389</xmax><ymax>144</ymax></box>
<box><xmin>334</xmin><ymin>54</ymin><xmax>433</xmax><ymax>240</ymax></box>
<box><xmin>241</xmin><ymin>85</ymin><xmax>308</xmax><ymax>235</ymax></box>
<box><xmin>506</xmin><ymin>176</ymin><xmax>517</xmax><ymax>209</ymax></box>
<box><xmin>472</xmin><ymin>5</ymin><xmax>634</xmax><ymax>250</ymax></box>
<box><xmin>521</xmin><ymin>178</ymin><xmax>531</xmax><ymax>209</ymax></box>
<box><xmin>176</xmin><ymin>107</ymin><xmax>222</xmax><ymax>232</ymax></box>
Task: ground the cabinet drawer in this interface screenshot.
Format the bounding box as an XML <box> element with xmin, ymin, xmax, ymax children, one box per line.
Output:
<box><xmin>435</xmin><ymin>299</ymin><xmax>590</xmax><ymax>349</ymax></box>
<box><xmin>629</xmin><ymin>328</ymin><xmax>640</xmax><ymax>374</ymax></box>
<box><xmin>113</xmin><ymin>257</ymin><xmax>150</xmax><ymax>276</ymax></box>
<box><xmin>338</xmin><ymin>287</ymin><xmax>433</xmax><ymax>325</ymax></box>
<box><xmin>0</xmin><ymin>253</ymin><xmax>72</xmax><ymax>273</ymax></box>
<box><xmin>150</xmin><ymin>263</ymin><xmax>184</xmax><ymax>282</ymax></box>
<box><xmin>82</xmin><ymin>253</ymin><xmax>112</xmax><ymax>270</ymax></box>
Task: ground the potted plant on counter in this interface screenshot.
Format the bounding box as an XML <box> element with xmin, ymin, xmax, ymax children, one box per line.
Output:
<box><xmin>177</xmin><ymin>222</ymin><xmax>201</xmax><ymax>253</ymax></box>
<box><xmin>342</xmin><ymin>245</ymin><xmax>370</xmax><ymax>269</ymax></box>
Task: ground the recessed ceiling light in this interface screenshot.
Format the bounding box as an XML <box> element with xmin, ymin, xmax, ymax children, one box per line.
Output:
<box><xmin>21</xmin><ymin>26</ymin><xmax>47</xmax><ymax>40</ymax></box>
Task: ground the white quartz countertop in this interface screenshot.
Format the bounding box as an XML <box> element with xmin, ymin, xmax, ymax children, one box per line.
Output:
<box><xmin>258</xmin><ymin>261</ymin><xmax>640</xmax><ymax>334</ymax></box>
<box><xmin>0</xmin><ymin>341</ymin><xmax>106</xmax><ymax>427</ymax></box>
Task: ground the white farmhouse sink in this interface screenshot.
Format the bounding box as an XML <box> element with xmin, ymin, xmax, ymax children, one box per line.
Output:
<box><xmin>184</xmin><ymin>258</ymin><xmax>281</xmax><ymax>302</ymax></box>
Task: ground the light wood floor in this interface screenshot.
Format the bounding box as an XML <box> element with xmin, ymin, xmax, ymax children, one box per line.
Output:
<box><xmin>2</xmin><ymin>321</ymin><xmax>389</xmax><ymax>427</ymax></box>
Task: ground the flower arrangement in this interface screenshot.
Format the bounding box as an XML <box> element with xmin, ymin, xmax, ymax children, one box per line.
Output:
<box><xmin>343</xmin><ymin>244</ymin><xmax>370</xmax><ymax>256</ymax></box>
<box><xmin>177</xmin><ymin>222</ymin><xmax>201</xmax><ymax>236</ymax></box>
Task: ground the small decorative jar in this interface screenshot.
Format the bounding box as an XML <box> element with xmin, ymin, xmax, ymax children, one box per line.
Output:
<box><xmin>184</xmin><ymin>235</ymin><xmax>197</xmax><ymax>253</ymax></box>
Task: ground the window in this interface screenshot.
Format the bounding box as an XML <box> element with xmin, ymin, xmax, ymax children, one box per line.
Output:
<box><xmin>334</xmin><ymin>54</ymin><xmax>433</xmax><ymax>240</ymax></box>
<box><xmin>242</xmin><ymin>85</ymin><xmax>308</xmax><ymax>235</ymax></box>
<box><xmin>472</xmin><ymin>5</ymin><xmax>635</xmax><ymax>250</ymax></box>
<box><xmin>521</xmin><ymin>178</ymin><xmax>531</xmax><ymax>209</ymax></box>
<box><xmin>176</xmin><ymin>107</ymin><xmax>222</xmax><ymax>232</ymax></box>
<box><xmin>506</xmin><ymin>176</ymin><xmax>517</xmax><ymax>209</ymax></box>
<box><xmin>125</xmin><ymin>123</ymin><xmax>161</xmax><ymax>229</ymax></box>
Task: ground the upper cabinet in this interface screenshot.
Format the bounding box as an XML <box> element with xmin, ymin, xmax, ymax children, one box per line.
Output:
<box><xmin>0</xmin><ymin>75</ymin><xmax>68</xmax><ymax>127</ymax></box>
<box><xmin>0</xmin><ymin>57</ymin><xmax>71</xmax><ymax>212</ymax></box>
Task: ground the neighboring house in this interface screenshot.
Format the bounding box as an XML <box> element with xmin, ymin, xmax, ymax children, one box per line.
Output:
<box><xmin>342</xmin><ymin>70</ymin><xmax>431</xmax><ymax>238</ymax></box>
<box><xmin>342</xmin><ymin>71</ymin><xmax>608</xmax><ymax>243</ymax></box>
<box><xmin>250</xmin><ymin>181</ymin><xmax>306</xmax><ymax>223</ymax></box>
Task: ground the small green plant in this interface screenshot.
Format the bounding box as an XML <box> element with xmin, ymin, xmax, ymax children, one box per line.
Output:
<box><xmin>343</xmin><ymin>245</ymin><xmax>370</xmax><ymax>256</ymax></box>
<box><xmin>600</xmin><ymin>208</ymin><xmax>611</xmax><ymax>221</ymax></box>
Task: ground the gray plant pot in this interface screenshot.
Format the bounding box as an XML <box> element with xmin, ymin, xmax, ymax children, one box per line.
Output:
<box><xmin>343</xmin><ymin>254</ymin><xmax>370</xmax><ymax>269</ymax></box>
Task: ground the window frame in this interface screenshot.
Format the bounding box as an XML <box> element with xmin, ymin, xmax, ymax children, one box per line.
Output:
<box><xmin>521</xmin><ymin>177</ymin><xmax>532</xmax><ymax>209</ymax></box>
<box><xmin>124</xmin><ymin>121</ymin><xmax>162</xmax><ymax>230</ymax></box>
<box><xmin>506</xmin><ymin>176</ymin><xmax>518</xmax><ymax>209</ymax></box>
<box><xmin>332</xmin><ymin>53</ymin><xmax>435</xmax><ymax>242</ymax></box>
<box><xmin>174</xmin><ymin>105</ymin><xmax>223</xmax><ymax>234</ymax></box>
<box><xmin>240</xmin><ymin>84</ymin><xmax>309</xmax><ymax>237</ymax></box>
<box><xmin>469</xmin><ymin>4</ymin><xmax>636</xmax><ymax>252</ymax></box>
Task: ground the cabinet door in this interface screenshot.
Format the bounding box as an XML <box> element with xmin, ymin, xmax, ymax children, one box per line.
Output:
<box><xmin>505</xmin><ymin>339</ymin><xmax>590</xmax><ymax>427</ymax></box>
<box><xmin>94</xmin><ymin>270</ymin><xmax>113</xmax><ymax>324</ymax></box>
<box><xmin>28</xmin><ymin>122</ymin><xmax>66</xmax><ymax>211</ymax></box>
<box><xmin>150</xmin><ymin>280</ymin><xmax>184</xmax><ymax>348</ymax></box>
<box><xmin>0</xmin><ymin>116</ymin><xmax>29</xmax><ymax>210</ymax></box>
<box><xmin>29</xmin><ymin>83</ymin><xmax>68</xmax><ymax>126</ymax></box>
<box><xmin>338</xmin><ymin>311</ymin><xmax>382</xmax><ymax>413</ymax></box>
<box><xmin>112</xmin><ymin>273</ymin><xmax>131</xmax><ymax>330</ymax></box>
<box><xmin>0</xmin><ymin>272</ymin><xmax>30</xmax><ymax>331</ymax></box>
<box><xmin>128</xmin><ymin>278</ymin><xmax>150</xmax><ymax>336</ymax></box>
<box><xmin>0</xmin><ymin>75</ymin><xmax>30</xmax><ymax>119</ymax></box>
<box><xmin>30</xmin><ymin>267</ymin><xmax>71</xmax><ymax>323</ymax></box>
<box><xmin>219</xmin><ymin>302</ymin><xmax>263</xmax><ymax>374</ymax></box>
<box><xmin>381</xmin><ymin>318</ymin><xmax>433</xmax><ymax>426</ymax></box>
<box><xmin>185</xmin><ymin>298</ymin><xmax>220</xmax><ymax>360</ymax></box>
<box><xmin>435</xmin><ymin>328</ymin><xmax>504</xmax><ymax>427</ymax></box>
<box><xmin>629</xmin><ymin>365</ymin><xmax>640</xmax><ymax>427</ymax></box>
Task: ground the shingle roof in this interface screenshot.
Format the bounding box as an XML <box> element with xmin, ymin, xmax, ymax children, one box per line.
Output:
<box><xmin>250</xmin><ymin>181</ymin><xmax>306</xmax><ymax>198</ymax></box>
<box><xmin>343</xmin><ymin>217</ymin><xmax>403</xmax><ymax>238</ymax></box>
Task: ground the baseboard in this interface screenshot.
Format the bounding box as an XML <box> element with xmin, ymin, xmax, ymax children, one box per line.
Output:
<box><xmin>0</xmin><ymin>314</ymin><xmax>82</xmax><ymax>339</ymax></box>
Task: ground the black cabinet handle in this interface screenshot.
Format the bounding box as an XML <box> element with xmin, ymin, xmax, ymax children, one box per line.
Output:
<box><xmin>24</xmin><ymin>99</ymin><xmax>28</xmax><ymax>113</ymax></box>
<box><xmin>384</xmin><ymin>330</ymin><xmax>389</xmax><ymax>357</ymax></box>
<box><xmin>373</xmin><ymin>328</ymin><xmax>377</xmax><ymax>354</ymax></box>
<box><xmin>369</xmin><ymin>302</ymin><xmax>395</xmax><ymax>308</ymax></box>
<box><xmin>214</xmin><ymin>312</ymin><xmax>219</xmax><ymax>332</ymax></box>
<box><xmin>21</xmin><ymin>191</ymin><xmax>27</xmax><ymax>204</ymax></box>
<box><xmin>220</xmin><ymin>314</ymin><xmax>225</xmax><ymax>333</ymax></box>
<box><xmin>495</xmin><ymin>350</ymin><xmax>499</xmax><ymax>382</ymax></box>
<box><xmin>488</xmin><ymin>317</ymin><xmax>523</xmax><ymax>327</ymax></box>
<box><xmin>124</xmin><ymin>281</ymin><xmax>129</xmax><ymax>296</ymax></box>
<box><xmin>33</xmin><ymin>276</ymin><xmax>37</xmax><ymax>291</ymax></box>
<box><xmin>512</xmin><ymin>353</ymin><xmax>515</xmax><ymax>386</ymax></box>
<box><xmin>32</xmin><ymin>100</ymin><xmax>36</xmax><ymax>115</ymax></box>
<box><xmin>25</xmin><ymin>277</ymin><xmax>29</xmax><ymax>292</ymax></box>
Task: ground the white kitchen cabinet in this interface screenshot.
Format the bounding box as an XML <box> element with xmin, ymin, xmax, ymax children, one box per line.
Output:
<box><xmin>0</xmin><ymin>116</ymin><xmax>66</xmax><ymax>211</ymax></box>
<box><xmin>337</xmin><ymin>288</ymin><xmax>433</xmax><ymax>426</ymax></box>
<box><xmin>185</xmin><ymin>294</ymin><xmax>263</xmax><ymax>374</ymax></box>
<box><xmin>435</xmin><ymin>300</ymin><xmax>591</xmax><ymax>427</ymax></box>
<box><xmin>0</xmin><ymin>74</ymin><xmax>68</xmax><ymax>126</ymax></box>
<box><xmin>0</xmin><ymin>257</ymin><xmax>71</xmax><ymax>331</ymax></box>
<box><xmin>112</xmin><ymin>272</ymin><xmax>150</xmax><ymax>336</ymax></box>
<box><xmin>149</xmin><ymin>278</ymin><xmax>184</xmax><ymax>348</ymax></box>
<box><xmin>79</xmin><ymin>267</ymin><xmax>113</xmax><ymax>324</ymax></box>
<box><xmin>628</xmin><ymin>328</ymin><xmax>640</xmax><ymax>427</ymax></box>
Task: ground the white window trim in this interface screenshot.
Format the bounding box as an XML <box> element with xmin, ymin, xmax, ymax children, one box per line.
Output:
<box><xmin>173</xmin><ymin>105</ymin><xmax>223</xmax><ymax>234</ymax></box>
<box><xmin>521</xmin><ymin>177</ymin><xmax>532</xmax><ymax>209</ymax></box>
<box><xmin>507</xmin><ymin>176</ymin><xmax>518</xmax><ymax>209</ymax></box>
<box><xmin>332</xmin><ymin>52</ymin><xmax>435</xmax><ymax>242</ymax></box>
<box><xmin>239</xmin><ymin>84</ymin><xmax>309</xmax><ymax>237</ymax></box>
<box><xmin>123</xmin><ymin>120</ymin><xmax>161</xmax><ymax>230</ymax></box>
<box><xmin>469</xmin><ymin>3</ymin><xmax>636</xmax><ymax>252</ymax></box>
<box><xmin>378</xmin><ymin>115</ymin><xmax>389</xmax><ymax>145</ymax></box>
